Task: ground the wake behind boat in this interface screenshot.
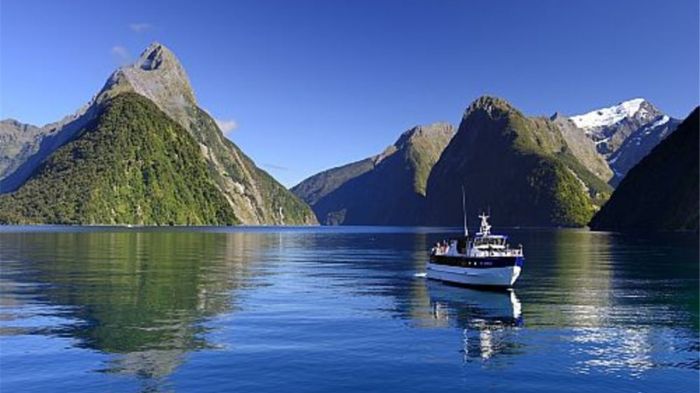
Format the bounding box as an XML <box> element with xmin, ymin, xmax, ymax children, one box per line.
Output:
<box><xmin>427</xmin><ymin>212</ymin><xmax>524</xmax><ymax>288</ymax></box>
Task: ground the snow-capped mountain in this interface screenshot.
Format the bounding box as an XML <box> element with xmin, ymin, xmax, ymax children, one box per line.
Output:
<box><xmin>569</xmin><ymin>98</ymin><xmax>679</xmax><ymax>185</ymax></box>
<box><xmin>571</xmin><ymin>98</ymin><xmax>649</xmax><ymax>130</ymax></box>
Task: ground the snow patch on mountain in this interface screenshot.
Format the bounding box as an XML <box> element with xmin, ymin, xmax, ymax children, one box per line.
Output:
<box><xmin>570</xmin><ymin>98</ymin><xmax>646</xmax><ymax>129</ymax></box>
<box><xmin>648</xmin><ymin>115</ymin><xmax>670</xmax><ymax>129</ymax></box>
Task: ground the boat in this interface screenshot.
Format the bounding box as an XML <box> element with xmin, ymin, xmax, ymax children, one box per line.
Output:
<box><xmin>427</xmin><ymin>203</ymin><xmax>524</xmax><ymax>288</ymax></box>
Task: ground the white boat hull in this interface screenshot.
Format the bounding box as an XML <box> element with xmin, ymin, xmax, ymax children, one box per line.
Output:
<box><xmin>426</xmin><ymin>262</ymin><xmax>521</xmax><ymax>288</ymax></box>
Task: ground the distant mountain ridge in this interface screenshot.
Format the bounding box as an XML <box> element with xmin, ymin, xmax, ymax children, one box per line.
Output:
<box><xmin>589</xmin><ymin>108</ymin><xmax>698</xmax><ymax>232</ymax></box>
<box><xmin>0</xmin><ymin>42</ymin><xmax>316</xmax><ymax>225</ymax></box>
<box><xmin>1</xmin><ymin>43</ymin><xmax>684</xmax><ymax>227</ymax></box>
<box><xmin>0</xmin><ymin>119</ymin><xmax>43</xmax><ymax>180</ymax></box>
<box><xmin>292</xmin><ymin>123</ymin><xmax>454</xmax><ymax>225</ymax></box>
<box><xmin>295</xmin><ymin>96</ymin><xmax>682</xmax><ymax>227</ymax></box>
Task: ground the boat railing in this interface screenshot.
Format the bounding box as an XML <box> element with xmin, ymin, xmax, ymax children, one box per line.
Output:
<box><xmin>431</xmin><ymin>244</ymin><xmax>523</xmax><ymax>257</ymax></box>
<box><xmin>473</xmin><ymin>249</ymin><xmax>523</xmax><ymax>257</ymax></box>
<box><xmin>432</xmin><ymin>249</ymin><xmax>524</xmax><ymax>257</ymax></box>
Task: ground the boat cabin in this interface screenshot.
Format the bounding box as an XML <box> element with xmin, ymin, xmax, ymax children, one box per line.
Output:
<box><xmin>430</xmin><ymin>213</ymin><xmax>523</xmax><ymax>258</ymax></box>
<box><xmin>473</xmin><ymin>235</ymin><xmax>507</xmax><ymax>250</ymax></box>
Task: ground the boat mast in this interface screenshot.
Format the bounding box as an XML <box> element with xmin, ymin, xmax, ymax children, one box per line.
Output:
<box><xmin>461</xmin><ymin>185</ymin><xmax>468</xmax><ymax>237</ymax></box>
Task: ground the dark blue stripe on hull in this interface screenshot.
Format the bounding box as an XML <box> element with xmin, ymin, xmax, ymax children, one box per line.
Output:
<box><xmin>430</xmin><ymin>255</ymin><xmax>524</xmax><ymax>269</ymax></box>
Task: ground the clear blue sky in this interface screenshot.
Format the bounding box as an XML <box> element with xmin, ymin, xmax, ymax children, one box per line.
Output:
<box><xmin>1</xmin><ymin>0</ymin><xmax>698</xmax><ymax>187</ymax></box>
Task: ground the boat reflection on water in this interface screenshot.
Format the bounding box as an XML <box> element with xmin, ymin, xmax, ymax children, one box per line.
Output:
<box><xmin>427</xmin><ymin>281</ymin><xmax>524</xmax><ymax>362</ymax></box>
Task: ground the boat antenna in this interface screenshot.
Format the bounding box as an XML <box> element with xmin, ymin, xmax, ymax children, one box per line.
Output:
<box><xmin>461</xmin><ymin>185</ymin><xmax>468</xmax><ymax>237</ymax></box>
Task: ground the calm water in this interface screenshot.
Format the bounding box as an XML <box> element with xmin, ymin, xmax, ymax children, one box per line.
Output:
<box><xmin>0</xmin><ymin>227</ymin><xmax>697</xmax><ymax>393</ymax></box>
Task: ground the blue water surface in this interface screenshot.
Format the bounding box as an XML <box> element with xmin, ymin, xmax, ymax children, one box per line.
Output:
<box><xmin>0</xmin><ymin>226</ymin><xmax>697</xmax><ymax>392</ymax></box>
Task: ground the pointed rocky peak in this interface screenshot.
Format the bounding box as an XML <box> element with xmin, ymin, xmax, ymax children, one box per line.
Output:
<box><xmin>468</xmin><ymin>95</ymin><xmax>514</xmax><ymax>111</ymax></box>
<box><xmin>95</xmin><ymin>42</ymin><xmax>197</xmax><ymax>131</ymax></box>
<box><xmin>635</xmin><ymin>99</ymin><xmax>663</xmax><ymax>121</ymax></box>
<box><xmin>456</xmin><ymin>96</ymin><xmax>532</xmax><ymax>143</ymax></box>
<box><xmin>135</xmin><ymin>42</ymin><xmax>178</xmax><ymax>71</ymax></box>
<box><xmin>121</xmin><ymin>42</ymin><xmax>195</xmax><ymax>103</ymax></box>
<box><xmin>463</xmin><ymin>96</ymin><xmax>523</xmax><ymax>122</ymax></box>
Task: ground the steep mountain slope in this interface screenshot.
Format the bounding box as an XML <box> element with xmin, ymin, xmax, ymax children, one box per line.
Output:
<box><xmin>589</xmin><ymin>108</ymin><xmax>699</xmax><ymax>232</ymax></box>
<box><xmin>550</xmin><ymin>113</ymin><xmax>613</xmax><ymax>181</ymax></box>
<box><xmin>569</xmin><ymin>98</ymin><xmax>679</xmax><ymax>184</ymax></box>
<box><xmin>0</xmin><ymin>93</ymin><xmax>238</xmax><ymax>225</ymax></box>
<box><xmin>290</xmin><ymin>158</ymin><xmax>376</xmax><ymax>207</ymax></box>
<box><xmin>0</xmin><ymin>42</ymin><xmax>316</xmax><ymax>225</ymax></box>
<box><xmin>605</xmin><ymin>114</ymin><xmax>680</xmax><ymax>184</ymax></box>
<box><xmin>426</xmin><ymin>96</ymin><xmax>612</xmax><ymax>227</ymax></box>
<box><xmin>292</xmin><ymin>123</ymin><xmax>454</xmax><ymax>225</ymax></box>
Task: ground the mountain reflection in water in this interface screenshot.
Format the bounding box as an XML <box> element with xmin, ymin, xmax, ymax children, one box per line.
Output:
<box><xmin>0</xmin><ymin>230</ymin><xmax>272</xmax><ymax>381</ymax></box>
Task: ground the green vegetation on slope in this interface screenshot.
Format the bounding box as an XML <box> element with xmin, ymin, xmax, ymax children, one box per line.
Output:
<box><xmin>426</xmin><ymin>96</ymin><xmax>603</xmax><ymax>227</ymax></box>
<box><xmin>589</xmin><ymin>108</ymin><xmax>699</xmax><ymax>232</ymax></box>
<box><xmin>0</xmin><ymin>93</ymin><xmax>238</xmax><ymax>225</ymax></box>
<box><xmin>528</xmin><ymin>156</ymin><xmax>597</xmax><ymax>226</ymax></box>
<box><xmin>555</xmin><ymin>151</ymin><xmax>613</xmax><ymax>205</ymax></box>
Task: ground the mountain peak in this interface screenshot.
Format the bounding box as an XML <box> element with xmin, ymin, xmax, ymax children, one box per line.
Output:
<box><xmin>620</xmin><ymin>97</ymin><xmax>646</xmax><ymax>107</ymax></box>
<box><xmin>394</xmin><ymin>122</ymin><xmax>454</xmax><ymax>148</ymax></box>
<box><xmin>97</xmin><ymin>42</ymin><xmax>197</xmax><ymax>131</ymax></box>
<box><xmin>464</xmin><ymin>96</ymin><xmax>520</xmax><ymax>120</ymax></box>
<box><xmin>570</xmin><ymin>98</ymin><xmax>656</xmax><ymax>129</ymax></box>
<box><xmin>469</xmin><ymin>95</ymin><xmax>512</xmax><ymax>109</ymax></box>
<box><xmin>134</xmin><ymin>42</ymin><xmax>178</xmax><ymax>71</ymax></box>
<box><xmin>120</xmin><ymin>42</ymin><xmax>195</xmax><ymax>102</ymax></box>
